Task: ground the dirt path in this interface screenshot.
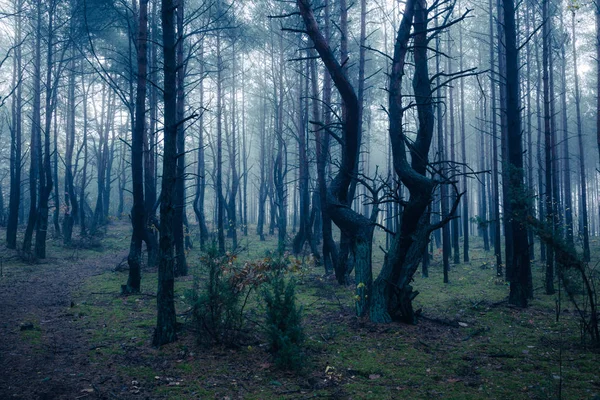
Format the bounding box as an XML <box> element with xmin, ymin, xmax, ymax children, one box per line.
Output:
<box><xmin>0</xmin><ymin>239</ymin><xmax>127</xmax><ymax>400</ymax></box>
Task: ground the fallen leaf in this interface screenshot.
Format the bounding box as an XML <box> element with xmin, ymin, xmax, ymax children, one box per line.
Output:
<box><xmin>369</xmin><ymin>374</ymin><xmax>381</xmax><ymax>380</ymax></box>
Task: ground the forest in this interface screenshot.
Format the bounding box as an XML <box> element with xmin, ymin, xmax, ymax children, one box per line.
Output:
<box><xmin>0</xmin><ymin>0</ymin><xmax>598</xmax><ymax>398</ymax></box>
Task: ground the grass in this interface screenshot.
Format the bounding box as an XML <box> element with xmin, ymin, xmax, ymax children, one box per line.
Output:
<box><xmin>2</xmin><ymin>221</ymin><xmax>599</xmax><ymax>399</ymax></box>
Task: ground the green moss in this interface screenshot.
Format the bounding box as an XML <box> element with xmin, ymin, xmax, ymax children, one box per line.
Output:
<box><xmin>28</xmin><ymin>223</ymin><xmax>595</xmax><ymax>400</ymax></box>
<box><xmin>19</xmin><ymin>328</ymin><xmax>42</xmax><ymax>346</ymax></box>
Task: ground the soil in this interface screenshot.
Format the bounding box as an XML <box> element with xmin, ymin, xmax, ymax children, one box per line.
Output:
<box><xmin>0</xmin><ymin>245</ymin><xmax>127</xmax><ymax>400</ymax></box>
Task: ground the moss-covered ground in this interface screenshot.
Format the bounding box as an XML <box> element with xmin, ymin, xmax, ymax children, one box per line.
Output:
<box><xmin>0</xmin><ymin>222</ymin><xmax>598</xmax><ymax>399</ymax></box>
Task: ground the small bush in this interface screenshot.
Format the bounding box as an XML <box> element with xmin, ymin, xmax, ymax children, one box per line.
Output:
<box><xmin>188</xmin><ymin>248</ymin><xmax>245</xmax><ymax>347</ymax></box>
<box><xmin>263</xmin><ymin>272</ymin><xmax>304</xmax><ymax>370</ymax></box>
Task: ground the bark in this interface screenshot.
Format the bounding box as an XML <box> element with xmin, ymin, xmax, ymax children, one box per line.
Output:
<box><xmin>7</xmin><ymin>0</ymin><xmax>22</xmax><ymax>250</ymax></box>
<box><xmin>35</xmin><ymin>0</ymin><xmax>57</xmax><ymax>260</ymax></box>
<box><xmin>572</xmin><ymin>9</ymin><xmax>590</xmax><ymax>261</ymax></box>
<box><xmin>559</xmin><ymin>12</ymin><xmax>573</xmax><ymax>246</ymax></box>
<box><xmin>292</xmin><ymin>55</ymin><xmax>311</xmax><ymax>255</ymax></box>
<box><xmin>534</xmin><ymin>17</ymin><xmax>546</xmax><ymax>262</ymax></box>
<box><xmin>103</xmin><ymin>131</ymin><xmax>115</xmax><ymax>220</ymax></box>
<box><xmin>436</xmin><ymin>17</ymin><xmax>450</xmax><ymax>283</ymax></box>
<box><xmin>256</xmin><ymin>79</ymin><xmax>268</xmax><ymax>242</ymax></box>
<box><xmin>241</xmin><ymin>57</ymin><xmax>249</xmax><ymax>237</ymax></box>
<box><xmin>448</xmin><ymin>34</ymin><xmax>460</xmax><ymax>265</ymax></box>
<box><xmin>63</xmin><ymin>46</ymin><xmax>78</xmax><ymax>246</ymax></box>
<box><xmin>52</xmin><ymin>98</ymin><xmax>60</xmax><ymax>237</ymax></box>
<box><xmin>124</xmin><ymin>0</ymin><xmax>149</xmax><ymax>294</ymax></box>
<box><xmin>22</xmin><ymin>0</ymin><xmax>42</xmax><ymax>258</ymax></box>
<box><xmin>525</xmin><ymin>3</ymin><xmax>535</xmax><ymax>260</ymax></box>
<box><xmin>174</xmin><ymin>0</ymin><xmax>187</xmax><ymax>276</ymax></box>
<box><xmin>479</xmin><ymin>94</ymin><xmax>490</xmax><ymax>251</ymax></box>
<box><xmin>216</xmin><ymin>29</ymin><xmax>225</xmax><ymax>254</ymax></box>
<box><xmin>193</xmin><ymin>39</ymin><xmax>208</xmax><ymax>250</ymax></box>
<box><xmin>459</xmin><ymin>20</ymin><xmax>469</xmax><ymax>263</ymax></box>
<box><xmin>274</xmin><ymin>32</ymin><xmax>286</xmax><ymax>255</ymax></box>
<box><xmin>145</xmin><ymin>0</ymin><xmax>158</xmax><ymax>268</ymax></box>
<box><xmin>503</xmin><ymin>0</ymin><xmax>532</xmax><ymax>306</ymax></box>
<box><xmin>80</xmin><ymin>64</ymin><xmax>89</xmax><ymax>236</ymax></box>
<box><xmin>543</xmin><ymin>0</ymin><xmax>555</xmax><ymax>295</ymax></box>
<box><xmin>497</xmin><ymin>0</ymin><xmax>512</xmax><ymax>279</ymax></box>
<box><xmin>227</xmin><ymin>42</ymin><xmax>239</xmax><ymax>251</ymax></box>
<box><xmin>489</xmin><ymin>0</ymin><xmax>502</xmax><ymax>275</ymax></box>
<box><xmin>153</xmin><ymin>0</ymin><xmax>178</xmax><ymax>347</ymax></box>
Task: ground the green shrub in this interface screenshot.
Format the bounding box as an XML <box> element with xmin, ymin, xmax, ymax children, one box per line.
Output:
<box><xmin>263</xmin><ymin>273</ymin><xmax>304</xmax><ymax>370</ymax></box>
<box><xmin>188</xmin><ymin>247</ymin><xmax>244</xmax><ymax>347</ymax></box>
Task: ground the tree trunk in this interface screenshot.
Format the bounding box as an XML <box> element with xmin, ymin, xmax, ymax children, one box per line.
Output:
<box><xmin>447</xmin><ymin>33</ymin><xmax>460</xmax><ymax>265</ymax></box>
<box><xmin>227</xmin><ymin>42</ymin><xmax>239</xmax><ymax>251</ymax></box>
<box><xmin>193</xmin><ymin>39</ymin><xmax>208</xmax><ymax>250</ymax></box>
<box><xmin>497</xmin><ymin>0</ymin><xmax>512</xmax><ymax>280</ymax></box>
<box><xmin>274</xmin><ymin>32</ymin><xmax>286</xmax><ymax>255</ymax></box>
<box><xmin>256</xmin><ymin>79</ymin><xmax>268</xmax><ymax>242</ymax></box>
<box><xmin>174</xmin><ymin>0</ymin><xmax>188</xmax><ymax>276</ymax></box>
<box><xmin>559</xmin><ymin>12</ymin><xmax>573</xmax><ymax>246</ymax></box>
<box><xmin>292</xmin><ymin>55</ymin><xmax>311</xmax><ymax>256</ymax></box>
<box><xmin>316</xmin><ymin>0</ymin><xmax>337</xmax><ymax>274</ymax></box>
<box><xmin>525</xmin><ymin>2</ymin><xmax>535</xmax><ymax>261</ymax></box>
<box><xmin>35</xmin><ymin>0</ymin><xmax>57</xmax><ymax>260</ymax></box>
<box><xmin>52</xmin><ymin>98</ymin><xmax>60</xmax><ymax>237</ymax></box>
<box><xmin>543</xmin><ymin>0</ymin><xmax>555</xmax><ymax>295</ymax></box>
<box><xmin>503</xmin><ymin>0</ymin><xmax>532</xmax><ymax>306</ymax></box>
<box><xmin>459</xmin><ymin>20</ymin><xmax>469</xmax><ymax>263</ymax></box>
<box><xmin>80</xmin><ymin>64</ymin><xmax>89</xmax><ymax>236</ymax></box>
<box><xmin>22</xmin><ymin>0</ymin><xmax>42</xmax><ymax>258</ymax></box>
<box><xmin>216</xmin><ymin>29</ymin><xmax>225</xmax><ymax>255</ymax></box>
<box><xmin>436</xmin><ymin>16</ymin><xmax>450</xmax><ymax>283</ymax></box>
<box><xmin>124</xmin><ymin>0</ymin><xmax>149</xmax><ymax>294</ymax></box>
<box><xmin>572</xmin><ymin>8</ymin><xmax>590</xmax><ymax>261</ymax></box>
<box><xmin>153</xmin><ymin>0</ymin><xmax>178</xmax><ymax>347</ymax></box>
<box><xmin>63</xmin><ymin>46</ymin><xmax>78</xmax><ymax>246</ymax></box>
<box><xmin>7</xmin><ymin>0</ymin><xmax>22</xmax><ymax>250</ymax></box>
<box><xmin>489</xmin><ymin>0</ymin><xmax>502</xmax><ymax>275</ymax></box>
<box><xmin>144</xmin><ymin>0</ymin><xmax>159</xmax><ymax>268</ymax></box>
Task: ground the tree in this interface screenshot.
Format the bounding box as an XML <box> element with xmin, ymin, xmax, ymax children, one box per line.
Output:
<box><xmin>542</xmin><ymin>0</ymin><xmax>555</xmax><ymax>295</ymax></box>
<box><xmin>436</xmin><ymin>16</ymin><xmax>451</xmax><ymax>283</ymax></box>
<box><xmin>193</xmin><ymin>38</ymin><xmax>209</xmax><ymax>250</ymax></box>
<box><xmin>371</xmin><ymin>0</ymin><xmax>435</xmax><ymax>323</ymax></box>
<box><xmin>570</xmin><ymin>4</ymin><xmax>590</xmax><ymax>261</ymax></box>
<box><xmin>6</xmin><ymin>0</ymin><xmax>23</xmax><ymax>250</ymax></box>
<box><xmin>459</xmin><ymin>18</ymin><xmax>469</xmax><ymax>263</ymax></box>
<box><xmin>215</xmin><ymin>23</ymin><xmax>225</xmax><ymax>254</ymax></box>
<box><xmin>489</xmin><ymin>0</ymin><xmax>502</xmax><ymax>276</ymax></box>
<box><xmin>296</xmin><ymin>0</ymin><xmax>377</xmax><ymax>317</ymax></box>
<box><xmin>124</xmin><ymin>0</ymin><xmax>149</xmax><ymax>294</ymax></box>
<box><xmin>154</xmin><ymin>0</ymin><xmax>178</xmax><ymax>347</ymax></box>
<box><xmin>22</xmin><ymin>0</ymin><xmax>43</xmax><ymax>259</ymax></box>
<box><xmin>174</xmin><ymin>0</ymin><xmax>188</xmax><ymax>276</ymax></box>
<box><xmin>63</xmin><ymin>43</ymin><xmax>78</xmax><ymax>246</ymax></box>
<box><xmin>503</xmin><ymin>0</ymin><xmax>532</xmax><ymax>306</ymax></box>
<box><xmin>291</xmin><ymin>52</ymin><xmax>312</xmax><ymax>256</ymax></box>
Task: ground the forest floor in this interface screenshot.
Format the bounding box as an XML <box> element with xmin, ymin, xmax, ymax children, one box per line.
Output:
<box><xmin>0</xmin><ymin>221</ymin><xmax>598</xmax><ymax>399</ymax></box>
